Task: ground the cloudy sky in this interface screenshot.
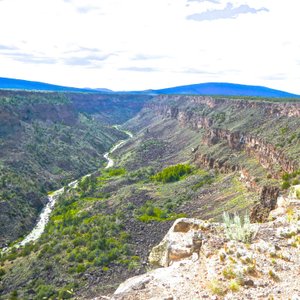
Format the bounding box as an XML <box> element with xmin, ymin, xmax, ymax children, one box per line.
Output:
<box><xmin>0</xmin><ymin>0</ymin><xmax>299</xmax><ymax>92</ymax></box>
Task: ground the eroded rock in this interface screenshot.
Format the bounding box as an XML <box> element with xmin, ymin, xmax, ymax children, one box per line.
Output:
<box><xmin>149</xmin><ymin>218</ymin><xmax>214</xmax><ymax>267</ymax></box>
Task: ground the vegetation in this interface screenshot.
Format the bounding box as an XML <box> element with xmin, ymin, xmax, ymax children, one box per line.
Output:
<box><xmin>0</xmin><ymin>171</ymin><xmax>138</xmax><ymax>298</ymax></box>
<box><xmin>3</xmin><ymin>90</ymin><xmax>300</xmax><ymax>298</ymax></box>
<box><xmin>208</xmin><ymin>279</ymin><xmax>227</xmax><ymax>296</ymax></box>
<box><xmin>281</xmin><ymin>170</ymin><xmax>300</xmax><ymax>191</ymax></box>
<box><xmin>228</xmin><ymin>279</ymin><xmax>240</xmax><ymax>292</ymax></box>
<box><xmin>108</xmin><ymin>168</ymin><xmax>126</xmax><ymax>177</ymax></box>
<box><xmin>135</xmin><ymin>201</ymin><xmax>185</xmax><ymax>222</ymax></box>
<box><xmin>0</xmin><ymin>90</ymin><xmax>151</xmax><ymax>245</ymax></box>
<box><xmin>223</xmin><ymin>212</ymin><xmax>258</xmax><ymax>243</ymax></box>
<box><xmin>152</xmin><ymin>164</ymin><xmax>192</xmax><ymax>183</ymax></box>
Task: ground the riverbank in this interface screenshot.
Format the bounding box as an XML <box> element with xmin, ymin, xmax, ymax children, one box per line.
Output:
<box><xmin>1</xmin><ymin>126</ymin><xmax>133</xmax><ymax>251</ymax></box>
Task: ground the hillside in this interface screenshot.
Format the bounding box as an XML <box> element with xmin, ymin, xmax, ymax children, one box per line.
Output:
<box><xmin>0</xmin><ymin>90</ymin><xmax>152</xmax><ymax>246</ymax></box>
<box><xmin>1</xmin><ymin>93</ymin><xmax>300</xmax><ymax>299</ymax></box>
<box><xmin>153</xmin><ymin>82</ymin><xmax>300</xmax><ymax>98</ymax></box>
<box><xmin>0</xmin><ymin>78</ymin><xmax>109</xmax><ymax>93</ymax></box>
<box><xmin>1</xmin><ymin>77</ymin><xmax>300</xmax><ymax>99</ymax></box>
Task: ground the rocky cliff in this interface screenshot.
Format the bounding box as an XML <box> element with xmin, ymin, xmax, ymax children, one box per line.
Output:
<box><xmin>147</xmin><ymin>96</ymin><xmax>299</xmax><ymax>177</ymax></box>
<box><xmin>111</xmin><ymin>190</ymin><xmax>300</xmax><ymax>300</ymax></box>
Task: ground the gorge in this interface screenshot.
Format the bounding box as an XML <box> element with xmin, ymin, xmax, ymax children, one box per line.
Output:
<box><xmin>0</xmin><ymin>90</ymin><xmax>300</xmax><ymax>299</ymax></box>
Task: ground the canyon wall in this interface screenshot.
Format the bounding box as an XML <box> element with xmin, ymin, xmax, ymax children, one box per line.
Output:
<box><xmin>147</xmin><ymin>96</ymin><xmax>299</xmax><ymax>175</ymax></box>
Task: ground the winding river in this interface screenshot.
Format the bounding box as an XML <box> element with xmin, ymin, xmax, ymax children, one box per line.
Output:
<box><xmin>13</xmin><ymin>126</ymin><xmax>133</xmax><ymax>248</ymax></box>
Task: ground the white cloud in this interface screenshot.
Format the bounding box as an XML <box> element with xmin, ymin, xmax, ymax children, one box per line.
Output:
<box><xmin>187</xmin><ymin>3</ymin><xmax>269</xmax><ymax>22</ymax></box>
<box><xmin>0</xmin><ymin>0</ymin><xmax>299</xmax><ymax>94</ymax></box>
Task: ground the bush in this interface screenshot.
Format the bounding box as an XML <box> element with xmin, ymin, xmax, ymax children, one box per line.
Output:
<box><xmin>76</xmin><ymin>264</ymin><xmax>86</xmax><ymax>273</ymax></box>
<box><xmin>152</xmin><ymin>164</ymin><xmax>192</xmax><ymax>183</ymax></box>
<box><xmin>35</xmin><ymin>284</ymin><xmax>57</xmax><ymax>300</ymax></box>
<box><xmin>136</xmin><ymin>202</ymin><xmax>185</xmax><ymax>222</ymax></box>
<box><xmin>58</xmin><ymin>288</ymin><xmax>74</xmax><ymax>299</ymax></box>
<box><xmin>282</xmin><ymin>173</ymin><xmax>291</xmax><ymax>181</ymax></box>
<box><xmin>282</xmin><ymin>181</ymin><xmax>291</xmax><ymax>190</ymax></box>
<box><xmin>9</xmin><ymin>290</ymin><xmax>18</xmax><ymax>300</ymax></box>
<box><xmin>223</xmin><ymin>212</ymin><xmax>258</xmax><ymax>243</ymax></box>
<box><xmin>108</xmin><ymin>168</ymin><xmax>126</xmax><ymax>177</ymax></box>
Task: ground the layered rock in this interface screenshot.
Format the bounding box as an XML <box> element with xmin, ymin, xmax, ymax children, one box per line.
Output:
<box><xmin>148</xmin><ymin>95</ymin><xmax>300</xmax><ymax>118</ymax></box>
<box><xmin>148</xmin><ymin>99</ymin><xmax>298</xmax><ymax>175</ymax></box>
<box><xmin>250</xmin><ymin>186</ymin><xmax>280</xmax><ymax>222</ymax></box>
<box><xmin>204</xmin><ymin>128</ymin><xmax>297</xmax><ymax>174</ymax></box>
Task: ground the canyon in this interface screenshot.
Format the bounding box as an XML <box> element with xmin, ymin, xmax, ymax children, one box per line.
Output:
<box><xmin>0</xmin><ymin>92</ymin><xmax>300</xmax><ymax>299</ymax></box>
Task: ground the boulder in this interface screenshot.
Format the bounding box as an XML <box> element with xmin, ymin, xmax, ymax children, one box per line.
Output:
<box><xmin>149</xmin><ymin>218</ymin><xmax>212</xmax><ymax>267</ymax></box>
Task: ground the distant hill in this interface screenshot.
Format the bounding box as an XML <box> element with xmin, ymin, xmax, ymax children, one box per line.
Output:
<box><xmin>0</xmin><ymin>77</ymin><xmax>101</xmax><ymax>93</ymax></box>
<box><xmin>152</xmin><ymin>82</ymin><xmax>300</xmax><ymax>98</ymax></box>
<box><xmin>1</xmin><ymin>77</ymin><xmax>299</xmax><ymax>98</ymax></box>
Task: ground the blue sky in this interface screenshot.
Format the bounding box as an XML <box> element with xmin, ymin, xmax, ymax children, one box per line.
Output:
<box><xmin>0</xmin><ymin>0</ymin><xmax>299</xmax><ymax>93</ymax></box>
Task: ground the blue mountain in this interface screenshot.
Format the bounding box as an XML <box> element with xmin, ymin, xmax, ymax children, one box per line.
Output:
<box><xmin>0</xmin><ymin>77</ymin><xmax>106</xmax><ymax>93</ymax></box>
<box><xmin>153</xmin><ymin>82</ymin><xmax>300</xmax><ymax>98</ymax></box>
<box><xmin>1</xmin><ymin>77</ymin><xmax>299</xmax><ymax>98</ymax></box>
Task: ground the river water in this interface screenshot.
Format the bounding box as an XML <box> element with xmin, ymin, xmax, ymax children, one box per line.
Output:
<box><xmin>10</xmin><ymin>127</ymin><xmax>133</xmax><ymax>249</ymax></box>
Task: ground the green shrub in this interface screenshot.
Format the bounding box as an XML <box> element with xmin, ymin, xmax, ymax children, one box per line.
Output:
<box><xmin>0</xmin><ymin>267</ymin><xmax>5</xmax><ymax>277</ymax></box>
<box><xmin>152</xmin><ymin>164</ymin><xmax>192</xmax><ymax>183</ymax></box>
<box><xmin>208</xmin><ymin>279</ymin><xmax>227</xmax><ymax>296</ymax></box>
<box><xmin>136</xmin><ymin>202</ymin><xmax>185</xmax><ymax>222</ymax></box>
<box><xmin>108</xmin><ymin>168</ymin><xmax>126</xmax><ymax>177</ymax></box>
<box><xmin>282</xmin><ymin>173</ymin><xmax>291</xmax><ymax>181</ymax></box>
<box><xmin>223</xmin><ymin>212</ymin><xmax>258</xmax><ymax>243</ymax></box>
<box><xmin>192</xmin><ymin>175</ymin><xmax>214</xmax><ymax>190</ymax></box>
<box><xmin>282</xmin><ymin>181</ymin><xmax>291</xmax><ymax>190</ymax></box>
<box><xmin>58</xmin><ymin>288</ymin><xmax>74</xmax><ymax>299</ymax></box>
<box><xmin>9</xmin><ymin>290</ymin><xmax>18</xmax><ymax>300</ymax></box>
<box><xmin>35</xmin><ymin>284</ymin><xmax>57</xmax><ymax>300</ymax></box>
<box><xmin>76</xmin><ymin>264</ymin><xmax>86</xmax><ymax>273</ymax></box>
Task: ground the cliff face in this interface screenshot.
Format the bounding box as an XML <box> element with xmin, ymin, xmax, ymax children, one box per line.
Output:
<box><xmin>147</xmin><ymin>96</ymin><xmax>299</xmax><ymax>176</ymax></box>
<box><xmin>149</xmin><ymin>95</ymin><xmax>300</xmax><ymax>117</ymax></box>
<box><xmin>203</xmin><ymin>128</ymin><xmax>297</xmax><ymax>175</ymax></box>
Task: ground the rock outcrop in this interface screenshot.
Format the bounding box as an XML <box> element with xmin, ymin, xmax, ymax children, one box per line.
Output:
<box><xmin>148</xmin><ymin>97</ymin><xmax>299</xmax><ymax>176</ymax></box>
<box><xmin>149</xmin><ymin>218</ymin><xmax>217</xmax><ymax>267</ymax></box>
<box><xmin>250</xmin><ymin>186</ymin><xmax>280</xmax><ymax>222</ymax></box>
<box><xmin>112</xmin><ymin>192</ymin><xmax>300</xmax><ymax>300</ymax></box>
<box><xmin>148</xmin><ymin>95</ymin><xmax>300</xmax><ymax>118</ymax></box>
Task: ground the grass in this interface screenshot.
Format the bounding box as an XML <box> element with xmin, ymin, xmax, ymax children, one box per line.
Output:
<box><xmin>208</xmin><ymin>279</ymin><xmax>227</xmax><ymax>296</ymax></box>
<box><xmin>222</xmin><ymin>265</ymin><xmax>237</xmax><ymax>279</ymax></box>
<box><xmin>268</xmin><ymin>269</ymin><xmax>280</xmax><ymax>281</ymax></box>
<box><xmin>228</xmin><ymin>279</ymin><xmax>240</xmax><ymax>292</ymax></box>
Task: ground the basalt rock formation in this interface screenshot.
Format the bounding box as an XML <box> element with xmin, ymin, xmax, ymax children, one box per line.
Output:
<box><xmin>250</xmin><ymin>186</ymin><xmax>280</xmax><ymax>223</ymax></box>
<box><xmin>147</xmin><ymin>96</ymin><xmax>299</xmax><ymax>176</ymax></box>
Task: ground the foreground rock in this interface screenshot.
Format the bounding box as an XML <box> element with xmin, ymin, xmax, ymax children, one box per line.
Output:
<box><xmin>111</xmin><ymin>194</ymin><xmax>300</xmax><ymax>300</ymax></box>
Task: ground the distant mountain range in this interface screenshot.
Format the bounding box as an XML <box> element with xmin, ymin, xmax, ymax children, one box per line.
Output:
<box><xmin>0</xmin><ymin>77</ymin><xmax>299</xmax><ymax>98</ymax></box>
<box><xmin>0</xmin><ymin>77</ymin><xmax>111</xmax><ymax>93</ymax></box>
<box><xmin>151</xmin><ymin>82</ymin><xmax>300</xmax><ymax>98</ymax></box>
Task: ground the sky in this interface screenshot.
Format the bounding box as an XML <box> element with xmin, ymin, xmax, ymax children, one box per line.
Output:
<box><xmin>0</xmin><ymin>0</ymin><xmax>299</xmax><ymax>93</ymax></box>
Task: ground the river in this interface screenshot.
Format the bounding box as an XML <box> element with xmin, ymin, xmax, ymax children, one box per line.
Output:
<box><xmin>11</xmin><ymin>126</ymin><xmax>133</xmax><ymax>249</ymax></box>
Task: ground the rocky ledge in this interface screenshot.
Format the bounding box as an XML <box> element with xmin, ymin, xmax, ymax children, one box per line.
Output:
<box><xmin>108</xmin><ymin>192</ymin><xmax>300</xmax><ymax>300</ymax></box>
